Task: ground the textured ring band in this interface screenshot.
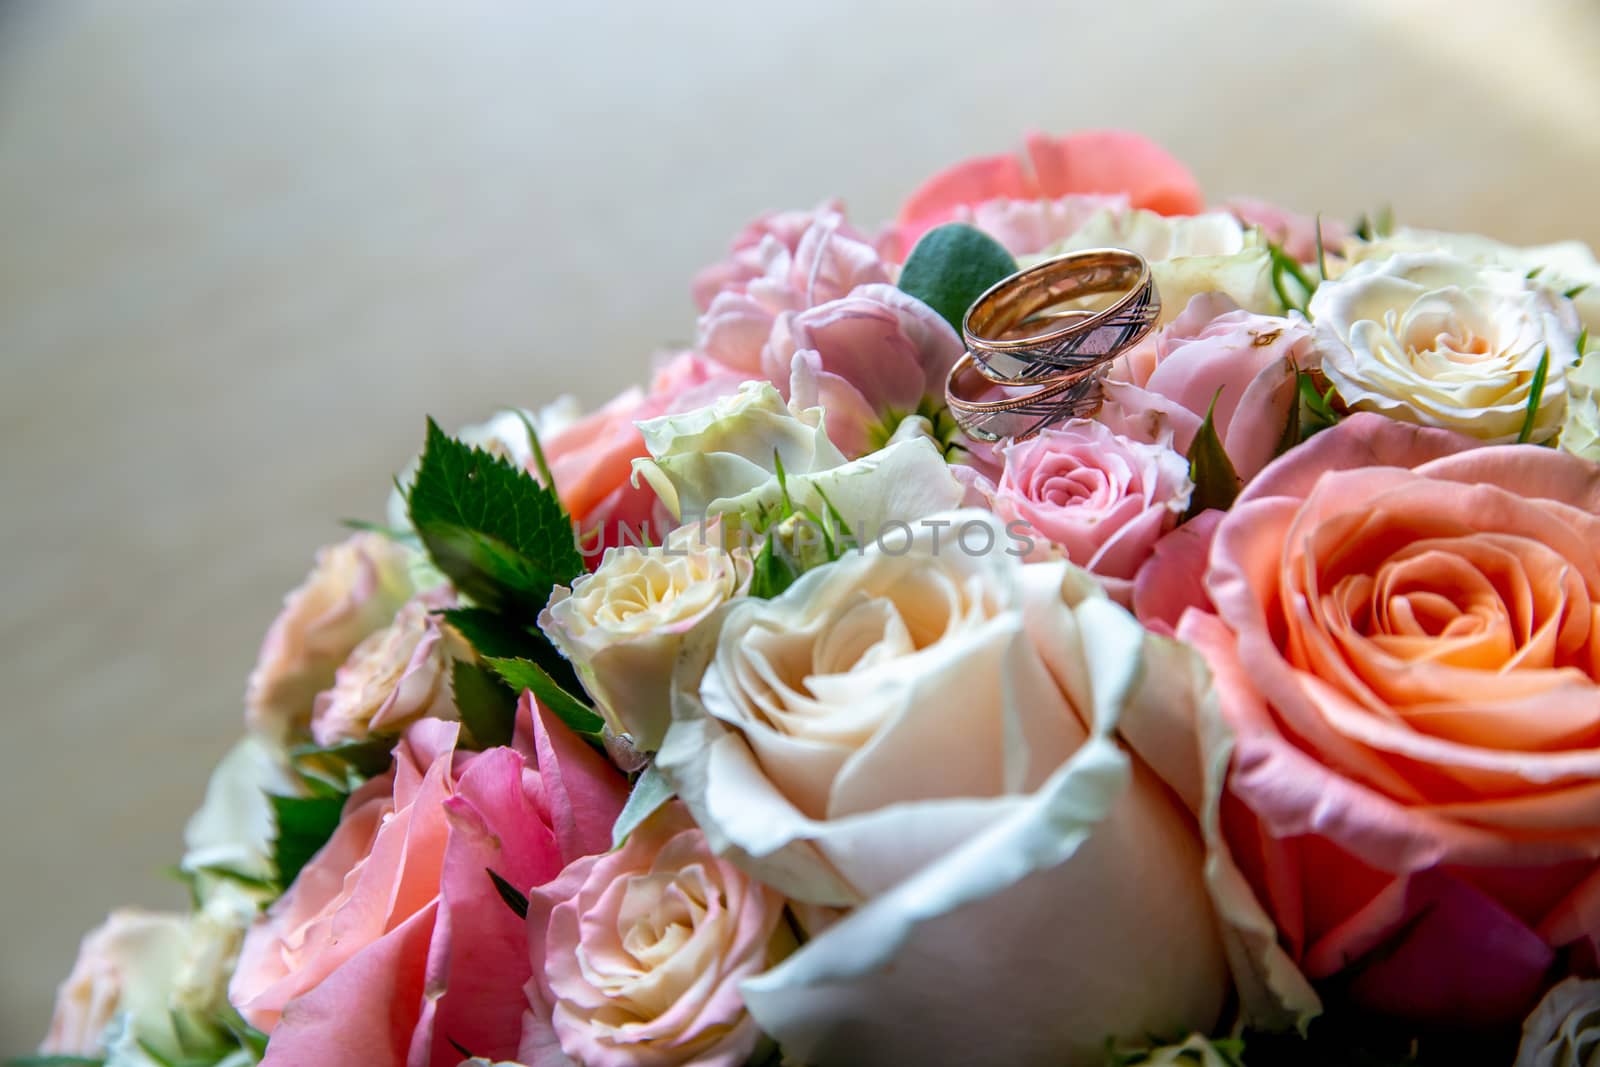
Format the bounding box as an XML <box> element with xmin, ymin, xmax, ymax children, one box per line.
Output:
<box><xmin>943</xmin><ymin>352</ymin><xmax>1107</xmax><ymax>444</ymax></box>
<box><xmin>962</xmin><ymin>248</ymin><xmax>1160</xmax><ymax>384</ymax></box>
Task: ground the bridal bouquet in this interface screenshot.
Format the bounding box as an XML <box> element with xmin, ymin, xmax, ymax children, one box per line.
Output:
<box><xmin>26</xmin><ymin>130</ymin><xmax>1600</xmax><ymax>1067</ymax></box>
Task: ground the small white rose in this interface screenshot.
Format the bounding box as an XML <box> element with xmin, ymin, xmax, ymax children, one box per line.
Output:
<box><xmin>1514</xmin><ymin>976</ymin><xmax>1600</xmax><ymax>1067</ymax></box>
<box><xmin>1310</xmin><ymin>252</ymin><xmax>1582</xmax><ymax>442</ymax></box>
<box><xmin>1562</xmin><ymin>349</ymin><xmax>1600</xmax><ymax>462</ymax></box>
<box><xmin>1044</xmin><ymin>208</ymin><xmax>1278</xmax><ymax>323</ymax></box>
<box><xmin>181</xmin><ymin>734</ymin><xmax>299</xmax><ymax>890</ymax></box>
<box><xmin>309</xmin><ymin>592</ymin><xmax>471</xmax><ymax>747</ymax></box>
<box><xmin>540</xmin><ymin>523</ymin><xmax>753</xmax><ymax>750</ymax></box>
<box><xmin>658</xmin><ymin>511</ymin><xmax>1228</xmax><ymax>1066</ymax></box>
<box><xmin>42</xmin><ymin>910</ymin><xmax>191</xmax><ymax>1060</ymax></box>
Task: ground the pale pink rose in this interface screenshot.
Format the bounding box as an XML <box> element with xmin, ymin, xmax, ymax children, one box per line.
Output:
<box><xmin>543</xmin><ymin>352</ymin><xmax>742</xmax><ymax>556</ymax></box>
<box><xmin>1130</xmin><ymin>508</ymin><xmax>1223</xmax><ymax>636</ymax></box>
<box><xmin>245</xmin><ymin>533</ymin><xmax>416</xmax><ymax>739</ymax></box>
<box><xmin>987</xmin><ymin>420</ymin><xmax>1192</xmax><ymax>604</ymax></box>
<box><xmin>519</xmin><ymin>803</ymin><xmax>788</xmax><ymax>1067</ymax></box>
<box><xmin>892</xmin><ymin>129</ymin><xmax>1204</xmax><ymax>257</ymax></box>
<box><xmin>1188</xmin><ymin>413</ymin><xmax>1600</xmax><ymax>1029</ymax></box>
<box><xmin>937</xmin><ymin>193</ymin><xmax>1129</xmax><ymax>256</ymax></box>
<box><xmin>763</xmin><ymin>283</ymin><xmax>964</xmax><ymax>456</ymax></box>
<box><xmin>310</xmin><ymin>591</ymin><xmax>472</xmax><ymax>747</ymax></box>
<box><xmin>1098</xmin><ymin>293</ymin><xmax>1318</xmax><ymax>481</ymax></box>
<box><xmin>43</xmin><ymin>910</ymin><xmax>189</xmax><ymax>1058</ymax></box>
<box><xmin>693</xmin><ymin>205</ymin><xmax>893</xmax><ymax>375</ymax></box>
<box><xmin>231</xmin><ymin>699</ymin><xmax>628</xmax><ymax>1067</ymax></box>
<box><xmin>1225</xmin><ymin>197</ymin><xmax>1348</xmax><ymax>263</ymax></box>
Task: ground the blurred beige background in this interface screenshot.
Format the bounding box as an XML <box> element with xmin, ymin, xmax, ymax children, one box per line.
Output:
<box><xmin>3</xmin><ymin>0</ymin><xmax>1599</xmax><ymax>1050</ymax></box>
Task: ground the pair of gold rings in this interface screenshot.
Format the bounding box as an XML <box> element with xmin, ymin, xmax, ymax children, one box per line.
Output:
<box><xmin>945</xmin><ymin>248</ymin><xmax>1160</xmax><ymax>443</ymax></box>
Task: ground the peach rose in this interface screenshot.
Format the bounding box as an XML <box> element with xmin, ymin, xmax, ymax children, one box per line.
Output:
<box><xmin>986</xmin><ymin>419</ymin><xmax>1192</xmax><ymax>603</ymax></box>
<box><xmin>542</xmin><ymin>352</ymin><xmax>742</xmax><ymax>556</ymax></box>
<box><xmin>1187</xmin><ymin>413</ymin><xmax>1600</xmax><ymax>1029</ymax></box>
<box><xmin>310</xmin><ymin>592</ymin><xmax>472</xmax><ymax>747</ymax></box>
<box><xmin>245</xmin><ymin>533</ymin><xmax>417</xmax><ymax>739</ymax></box>
<box><xmin>519</xmin><ymin>804</ymin><xmax>790</xmax><ymax>1067</ymax></box>
<box><xmin>1098</xmin><ymin>293</ymin><xmax>1320</xmax><ymax>481</ymax></box>
<box><xmin>893</xmin><ymin>129</ymin><xmax>1204</xmax><ymax>257</ymax></box>
<box><xmin>231</xmin><ymin>701</ymin><xmax>628</xmax><ymax>1066</ymax></box>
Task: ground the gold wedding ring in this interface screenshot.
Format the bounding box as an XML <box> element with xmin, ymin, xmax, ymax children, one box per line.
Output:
<box><xmin>946</xmin><ymin>248</ymin><xmax>1159</xmax><ymax>443</ymax></box>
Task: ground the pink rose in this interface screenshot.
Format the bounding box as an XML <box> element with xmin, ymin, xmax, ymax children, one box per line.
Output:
<box><xmin>763</xmin><ymin>283</ymin><xmax>964</xmax><ymax>456</ymax></box>
<box><xmin>245</xmin><ymin>533</ymin><xmax>416</xmax><ymax>740</ymax></box>
<box><xmin>310</xmin><ymin>591</ymin><xmax>472</xmax><ymax>747</ymax></box>
<box><xmin>231</xmin><ymin>699</ymin><xmax>628</xmax><ymax>1066</ymax></box>
<box><xmin>693</xmin><ymin>205</ymin><xmax>892</xmax><ymax>375</ymax></box>
<box><xmin>1130</xmin><ymin>508</ymin><xmax>1224</xmax><ymax>636</ymax></box>
<box><xmin>1188</xmin><ymin>413</ymin><xmax>1600</xmax><ymax>1028</ymax></box>
<box><xmin>543</xmin><ymin>352</ymin><xmax>742</xmax><ymax>555</ymax></box>
<box><xmin>892</xmin><ymin>129</ymin><xmax>1204</xmax><ymax>257</ymax></box>
<box><xmin>937</xmin><ymin>192</ymin><xmax>1130</xmax><ymax>256</ymax></box>
<box><xmin>1225</xmin><ymin>197</ymin><xmax>1348</xmax><ymax>264</ymax></box>
<box><xmin>1099</xmin><ymin>293</ymin><xmax>1318</xmax><ymax>481</ymax></box>
<box><xmin>987</xmin><ymin>420</ymin><xmax>1192</xmax><ymax>604</ymax></box>
<box><xmin>519</xmin><ymin>803</ymin><xmax>789</xmax><ymax>1067</ymax></box>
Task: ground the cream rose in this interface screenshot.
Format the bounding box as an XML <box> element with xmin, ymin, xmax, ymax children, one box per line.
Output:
<box><xmin>181</xmin><ymin>734</ymin><xmax>298</xmax><ymax>890</ymax></box>
<box><xmin>633</xmin><ymin>382</ymin><xmax>966</xmax><ymax>540</ymax></box>
<box><xmin>1515</xmin><ymin>977</ymin><xmax>1600</xmax><ymax>1067</ymax></box>
<box><xmin>42</xmin><ymin>910</ymin><xmax>191</xmax><ymax>1059</ymax></box>
<box><xmin>657</xmin><ymin>512</ymin><xmax>1228</xmax><ymax>1066</ymax></box>
<box><xmin>539</xmin><ymin>524</ymin><xmax>753</xmax><ymax>751</ymax></box>
<box><xmin>1562</xmin><ymin>349</ymin><xmax>1600</xmax><ymax>462</ymax></box>
<box><xmin>1310</xmin><ymin>253</ymin><xmax>1583</xmax><ymax>442</ymax></box>
<box><xmin>308</xmin><ymin>592</ymin><xmax>471</xmax><ymax>746</ymax></box>
<box><xmin>1045</xmin><ymin>208</ymin><xmax>1278</xmax><ymax>323</ymax></box>
<box><xmin>245</xmin><ymin>533</ymin><xmax>417</xmax><ymax>739</ymax></box>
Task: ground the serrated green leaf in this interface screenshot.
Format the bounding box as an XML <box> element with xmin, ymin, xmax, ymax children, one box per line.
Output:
<box><xmin>453</xmin><ymin>659</ymin><xmax>518</xmax><ymax>749</ymax></box>
<box><xmin>748</xmin><ymin>534</ymin><xmax>801</xmax><ymax>600</ymax></box>
<box><xmin>486</xmin><ymin>657</ymin><xmax>603</xmax><ymax>735</ymax></box>
<box><xmin>291</xmin><ymin>737</ymin><xmax>394</xmax><ymax>788</ymax></box>
<box><xmin>1517</xmin><ymin>345</ymin><xmax>1552</xmax><ymax>444</ymax></box>
<box><xmin>896</xmin><ymin>223</ymin><xmax>1019</xmax><ymax>334</ymax></box>
<box><xmin>487</xmin><ymin>867</ymin><xmax>529</xmax><ymax>920</ymax></box>
<box><xmin>269</xmin><ymin>792</ymin><xmax>347</xmax><ymax>889</ymax></box>
<box><xmin>407</xmin><ymin>419</ymin><xmax>583</xmax><ymax>616</ymax></box>
<box><xmin>612</xmin><ymin>763</ymin><xmax>675</xmax><ymax>850</ymax></box>
<box><xmin>1184</xmin><ymin>392</ymin><xmax>1241</xmax><ymax>520</ymax></box>
<box><xmin>438</xmin><ymin>607</ymin><xmax>544</xmax><ymax>660</ymax></box>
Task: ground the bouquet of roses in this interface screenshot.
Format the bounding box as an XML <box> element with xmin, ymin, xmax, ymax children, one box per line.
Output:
<box><xmin>25</xmin><ymin>129</ymin><xmax>1600</xmax><ymax>1067</ymax></box>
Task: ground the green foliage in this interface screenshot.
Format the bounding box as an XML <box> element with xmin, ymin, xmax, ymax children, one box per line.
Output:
<box><xmin>896</xmin><ymin>223</ymin><xmax>1020</xmax><ymax>334</ymax></box>
<box><xmin>612</xmin><ymin>763</ymin><xmax>676</xmax><ymax>850</ymax></box>
<box><xmin>452</xmin><ymin>659</ymin><xmax>519</xmax><ymax>749</ymax></box>
<box><xmin>487</xmin><ymin>657</ymin><xmax>604</xmax><ymax>736</ymax></box>
<box><xmin>749</xmin><ymin>533</ymin><xmax>802</xmax><ymax>599</ymax></box>
<box><xmin>4</xmin><ymin>1057</ymin><xmax>107</xmax><ymax>1067</ymax></box>
<box><xmin>1516</xmin><ymin>346</ymin><xmax>1551</xmax><ymax>444</ymax></box>
<box><xmin>407</xmin><ymin>419</ymin><xmax>583</xmax><ymax>616</ymax></box>
<box><xmin>269</xmin><ymin>792</ymin><xmax>348</xmax><ymax>890</ymax></box>
<box><xmin>1267</xmin><ymin>241</ymin><xmax>1318</xmax><ymax>316</ymax></box>
<box><xmin>1184</xmin><ymin>393</ymin><xmax>1242</xmax><ymax>520</ymax></box>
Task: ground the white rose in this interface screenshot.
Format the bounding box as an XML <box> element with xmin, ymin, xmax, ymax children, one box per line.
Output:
<box><xmin>633</xmin><ymin>382</ymin><xmax>966</xmax><ymax>540</ymax></box>
<box><xmin>658</xmin><ymin>512</ymin><xmax>1228</xmax><ymax>1066</ymax></box>
<box><xmin>539</xmin><ymin>523</ymin><xmax>753</xmax><ymax>750</ymax></box>
<box><xmin>245</xmin><ymin>533</ymin><xmax>416</xmax><ymax>740</ymax></box>
<box><xmin>1345</xmin><ymin>226</ymin><xmax>1600</xmax><ymax>331</ymax></box>
<box><xmin>169</xmin><ymin>881</ymin><xmax>261</xmax><ymax>1044</ymax></box>
<box><xmin>1045</xmin><ymin>208</ymin><xmax>1278</xmax><ymax>323</ymax></box>
<box><xmin>181</xmin><ymin>734</ymin><xmax>298</xmax><ymax>889</ymax></box>
<box><xmin>631</xmin><ymin>381</ymin><xmax>847</xmax><ymax>522</ymax></box>
<box><xmin>1514</xmin><ymin>977</ymin><xmax>1600</xmax><ymax>1067</ymax></box>
<box><xmin>308</xmin><ymin>592</ymin><xmax>471</xmax><ymax>747</ymax></box>
<box><xmin>1563</xmin><ymin>349</ymin><xmax>1600</xmax><ymax>462</ymax></box>
<box><xmin>1310</xmin><ymin>253</ymin><xmax>1582</xmax><ymax>442</ymax></box>
<box><xmin>385</xmin><ymin>399</ymin><xmax>583</xmax><ymax>530</ymax></box>
<box><xmin>42</xmin><ymin>910</ymin><xmax>191</xmax><ymax>1059</ymax></box>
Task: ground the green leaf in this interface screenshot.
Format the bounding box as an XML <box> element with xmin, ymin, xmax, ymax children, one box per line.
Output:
<box><xmin>269</xmin><ymin>792</ymin><xmax>348</xmax><ymax>889</ymax></box>
<box><xmin>290</xmin><ymin>737</ymin><xmax>395</xmax><ymax>787</ymax></box>
<box><xmin>4</xmin><ymin>1057</ymin><xmax>106</xmax><ymax>1067</ymax></box>
<box><xmin>1517</xmin><ymin>345</ymin><xmax>1552</xmax><ymax>444</ymax></box>
<box><xmin>1267</xmin><ymin>241</ymin><xmax>1317</xmax><ymax>316</ymax></box>
<box><xmin>439</xmin><ymin>607</ymin><xmax>545</xmax><ymax>660</ymax></box>
<box><xmin>407</xmin><ymin>419</ymin><xmax>583</xmax><ymax>616</ymax></box>
<box><xmin>1566</xmin><ymin>282</ymin><xmax>1591</xmax><ymax>300</ymax></box>
<box><xmin>612</xmin><ymin>763</ymin><xmax>676</xmax><ymax>850</ymax></box>
<box><xmin>453</xmin><ymin>659</ymin><xmax>518</xmax><ymax>749</ymax></box>
<box><xmin>1374</xmin><ymin>203</ymin><xmax>1395</xmax><ymax>237</ymax></box>
<box><xmin>896</xmin><ymin>222</ymin><xmax>1019</xmax><ymax>334</ymax></box>
<box><xmin>486</xmin><ymin>657</ymin><xmax>604</xmax><ymax>735</ymax></box>
<box><xmin>487</xmin><ymin>867</ymin><xmax>529</xmax><ymax>920</ymax></box>
<box><xmin>748</xmin><ymin>533</ymin><xmax>801</xmax><ymax>600</ymax></box>
<box><xmin>1184</xmin><ymin>392</ymin><xmax>1242</xmax><ymax>520</ymax></box>
<box><xmin>1314</xmin><ymin>212</ymin><xmax>1329</xmax><ymax>281</ymax></box>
